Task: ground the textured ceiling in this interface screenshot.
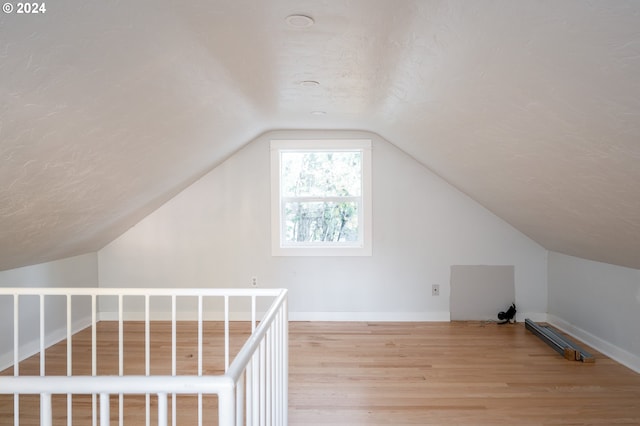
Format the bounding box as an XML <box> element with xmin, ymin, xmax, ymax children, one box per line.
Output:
<box><xmin>1</xmin><ymin>0</ymin><xmax>640</xmax><ymax>271</ymax></box>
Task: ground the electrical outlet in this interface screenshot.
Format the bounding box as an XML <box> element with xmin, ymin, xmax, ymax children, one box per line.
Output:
<box><xmin>251</xmin><ymin>276</ymin><xmax>258</xmax><ymax>287</ymax></box>
<box><xmin>432</xmin><ymin>284</ymin><xmax>440</xmax><ymax>296</ymax></box>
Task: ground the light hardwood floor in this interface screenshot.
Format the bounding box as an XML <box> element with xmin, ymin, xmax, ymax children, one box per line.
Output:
<box><xmin>2</xmin><ymin>321</ymin><xmax>640</xmax><ymax>425</ymax></box>
<box><xmin>288</xmin><ymin>322</ymin><xmax>640</xmax><ymax>425</ymax></box>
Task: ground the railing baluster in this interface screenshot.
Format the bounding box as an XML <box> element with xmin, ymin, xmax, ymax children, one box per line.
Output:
<box><xmin>278</xmin><ymin>310</ymin><xmax>284</xmax><ymax>426</ymax></box>
<box><xmin>67</xmin><ymin>294</ymin><xmax>73</xmax><ymax>426</ymax></box>
<box><xmin>171</xmin><ymin>294</ymin><xmax>177</xmax><ymax>426</ymax></box>
<box><xmin>197</xmin><ymin>295</ymin><xmax>203</xmax><ymax>426</ymax></box>
<box><xmin>272</xmin><ymin>313</ymin><xmax>278</xmax><ymax>426</ymax></box>
<box><xmin>266</xmin><ymin>330</ymin><xmax>271</xmax><ymax>425</ymax></box>
<box><xmin>118</xmin><ymin>294</ymin><xmax>124</xmax><ymax>426</ymax></box>
<box><xmin>40</xmin><ymin>295</ymin><xmax>45</xmax><ymax>377</ymax></box>
<box><xmin>13</xmin><ymin>294</ymin><xmax>19</xmax><ymax>426</ymax></box>
<box><xmin>283</xmin><ymin>297</ymin><xmax>289</xmax><ymax>426</ymax></box>
<box><xmin>253</xmin><ymin>352</ymin><xmax>260</xmax><ymax>426</ymax></box>
<box><xmin>225</xmin><ymin>295</ymin><xmax>230</xmax><ymax>371</ymax></box>
<box><xmin>145</xmin><ymin>294</ymin><xmax>150</xmax><ymax>426</ymax></box>
<box><xmin>246</xmin><ymin>362</ymin><xmax>253</xmax><ymax>425</ymax></box>
<box><xmin>197</xmin><ymin>295</ymin><xmax>203</xmax><ymax>376</ymax></box>
<box><xmin>260</xmin><ymin>341</ymin><xmax>266</xmax><ymax>426</ymax></box>
<box><xmin>280</xmin><ymin>308</ymin><xmax>285</xmax><ymax>425</ymax></box>
<box><xmin>282</xmin><ymin>306</ymin><xmax>287</xmax><ymax>426</ymax></box>
<box><xmin>92</xmin><ymin>294</ymin><xmax>97</xmax><ymax>426</ymax></box>
<box><xmin>251</xmin><ymin>295</ymin><xmax>256</xmax><ymax>332</ymax></box>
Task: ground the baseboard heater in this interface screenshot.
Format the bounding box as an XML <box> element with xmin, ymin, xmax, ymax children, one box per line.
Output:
<box><xmin>525</xmin><ymin>319</ymin><xmax>594</xmax><ymax>363</ymax></box>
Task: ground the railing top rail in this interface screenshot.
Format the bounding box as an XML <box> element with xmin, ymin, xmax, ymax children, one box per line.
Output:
<box><xmin>0</xmin><ymin>287</ymin><xmax>285</xmax><ymax>297</ymax></box>
<box><xmin>0</xmin><ymin>375</ymin><xmax>234</xmax><ymax>395</ymax></box>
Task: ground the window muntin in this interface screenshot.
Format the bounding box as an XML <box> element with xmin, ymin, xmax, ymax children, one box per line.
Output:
<box><xmin>271</xmin><ymin>139</ymin><xmax>372</xmax><ymax>256</ymax></box>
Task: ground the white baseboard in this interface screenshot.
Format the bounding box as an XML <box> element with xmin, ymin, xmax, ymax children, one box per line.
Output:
<box><xmin>98</xmin><ymin>311</ymin><xmax>264</xmax><ymax>321</ymax></box>
<box><xmin>546</xmin><ymin>314</ymin><xmax>640</xmax><ymax>374</ymax></box>
<box><xmin>289</xmin><ymin>311</ymin><xmax>451</xmax><ymax>322</ymax></box>
<box><xmin>0</xmin><ymin>315</ymin><xmax>92</xmax><ymax>372</ymax></box>
<box><xmin>517</xmin><ymin>312</ymin><xmax>548</xmax><ymax>323</ymax></box>
<box><xmin>289</xmin><ymin>311</ymin><xmax>549</xmax><ymax>322</ymax></box>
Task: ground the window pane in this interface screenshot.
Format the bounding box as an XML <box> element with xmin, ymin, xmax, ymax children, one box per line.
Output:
<box><xmin>281</xmin><ymin>151</ymin><xmax>361</xmax><ymax>197</ymax></box>
<box><xmin>283</xmin><ymin>201</ymin><xmax>359</xmax><ymax>243</ymax></box>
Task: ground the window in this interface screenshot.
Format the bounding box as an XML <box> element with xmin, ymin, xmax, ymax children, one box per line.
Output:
<box><xmin>271</xmin><ymin>139</ymin><xmax>372</xmax><ymax>256</ymax></box>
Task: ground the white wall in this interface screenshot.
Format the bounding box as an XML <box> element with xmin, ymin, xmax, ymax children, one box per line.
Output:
<box><xmin>0</xmin><ymin>253</ymin><xmax>99</xmax><ymax>370</ymax></box>
<box><xmin>450</xmin><ymin>265</ymin><xmax>515</xmax><ymax>320</ymax></box>
<box><xmin>548</xmin><ymin>251</ymin><xmax>640</xmax><ymax>372</ymax></box>
<box><xmin>99</xmin><ymin>130</ymin><xmax>548</xmax><ymax>320</ymax></box>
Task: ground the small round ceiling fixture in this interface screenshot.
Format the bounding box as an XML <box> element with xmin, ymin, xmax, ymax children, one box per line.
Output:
<box><xmin>286</xmin><ymin>14</ymin><xmax>314</xmax><ymax>28</ymax></box>
<box><xmin>311</xmin><ymin>110</ymin><xmax>326</xmax><ymax>116</ymax></box>
<box><xmin>300</xmin><ymin>80</ymin><xmax>320</xmax><ymax>87</ymax></box>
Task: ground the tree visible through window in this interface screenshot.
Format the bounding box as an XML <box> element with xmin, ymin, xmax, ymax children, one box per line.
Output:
<box><xmin>271</xmin><ymin>139</ymin><xmax>372</xmax><ymax>256</ymax></box>
<box><xmin>282</xmin><ymin>151</ymin><xmax>360</xmax><ymax>243</ymax></box>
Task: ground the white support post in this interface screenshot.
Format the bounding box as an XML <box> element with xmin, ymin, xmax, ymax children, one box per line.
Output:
<box><xmin>218</xmin><ymin>387</ymin><xmax>235</xmax><ymax>426</ymax></box>
<box><xmin>236</xmin><ymin>371</ymin><xmax>245</xmax><ymax>426</ymax></box>
<box><xmin>99</xmin><ymin>393</ymin><xmax>110</xmax><ymax>426</ymax></box>
<box><xmin>157</xmin><ymin>393</ymin><xmax>168</xmax><ymax>426</ymax></box>
<box><xmin>260</xmin><ymin>341</ymin><xmax>266</xmax><ymax>426</ymax></box>
<box><xmin>41</xmin><ymin>393</ymin><xmax>52</xmax><ymax>426</ymax></box>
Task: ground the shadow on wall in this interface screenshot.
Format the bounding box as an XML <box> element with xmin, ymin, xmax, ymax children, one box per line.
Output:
<box><xmin>450</xmin><ymin>265</ymin><xmax>515</xmax><ymax>321</ymax></box>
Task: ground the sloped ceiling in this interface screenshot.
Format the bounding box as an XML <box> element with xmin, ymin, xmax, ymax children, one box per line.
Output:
<box><xmin>1</xmin><ymin>0</ymin><xmax>639</xmax><ymax>272</ymax></box>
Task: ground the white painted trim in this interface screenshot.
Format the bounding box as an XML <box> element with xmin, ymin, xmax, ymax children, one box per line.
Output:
<box><xmin>289</xmin><ymin>311</ymin><xmax>451</xmax><ymax>322</ymax></box>
<box><xmin>270</xmin><ymin>138</ymin><xmax>373</xmax><ymax>257</ymax></box>
<box><xmin>517</xmin><ymin>312</ymin><xmax>548</xmax><ymax>323</ymax></box>
<box><xmin>270</xmin><ymin>139</ymin><xmax>373</xmax><ymax>151</ymax></box>
<box><xmin>547</xmin><ymin>314</ymin><xmax>640</xmax><ymax>374</ymax></box>
<box><xmin>0</xmin><ymin>315</ymin><xmax>92</xmax><ymax>372</ymax></box>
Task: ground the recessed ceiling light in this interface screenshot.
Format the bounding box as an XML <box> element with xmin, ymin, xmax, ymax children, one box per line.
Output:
<box><xmin>311</xmin><ymin>110</ymin><xmax>326</xmax><ymax>116</ymax></box>
<box><xmin>299</xmin><ymin>80</ymin><xmax>320</xmax><ymax>87</ymax></box>
<box><xmin>286</xmin><ymin>14</ymin><xmax>314</xmax><ymax>28</ymax></box>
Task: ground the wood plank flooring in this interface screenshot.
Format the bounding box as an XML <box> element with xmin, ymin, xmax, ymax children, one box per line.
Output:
<box><xmin>288</xmin><ymin>321</ymin><xmax>640</xmax><ymax>425</ymax></box>
<box><xmin>2</xmin><ymin>321</ymin><xmax>640</xmax><ymax>425</ymax></box>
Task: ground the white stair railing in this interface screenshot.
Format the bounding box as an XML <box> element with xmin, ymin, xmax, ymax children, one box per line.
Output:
<box><xmin>0</xmin><ymin>287</ymin><xmax>288</xmax><ymax>426</ymax></box>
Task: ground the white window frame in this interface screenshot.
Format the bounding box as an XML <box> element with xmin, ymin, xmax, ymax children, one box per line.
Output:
<box><xmin>270</xmin><ymin>139</ymin><xmax>372</xmax><ymax>256</ymax></box>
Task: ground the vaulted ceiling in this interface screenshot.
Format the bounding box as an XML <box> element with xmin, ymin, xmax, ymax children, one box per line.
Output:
<box><xmin>1</xmin><ymin>0</ymin><xmax>639</xmax><ymax>272</ymax></box>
